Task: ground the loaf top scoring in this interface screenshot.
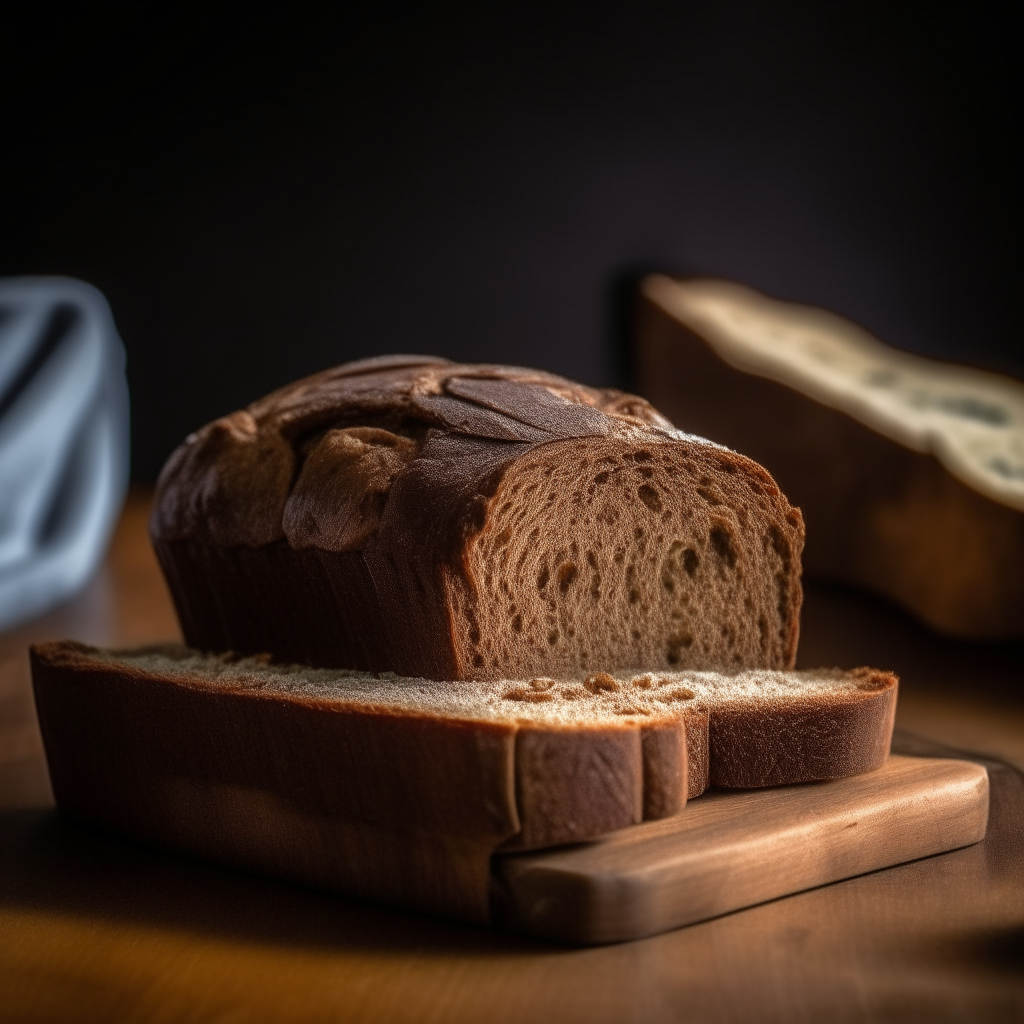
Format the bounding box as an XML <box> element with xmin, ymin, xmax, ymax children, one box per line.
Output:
<box><xmin>151</xmin><ymin>355</ymin><xmax>712</xmax><ymax>550</ymax></box>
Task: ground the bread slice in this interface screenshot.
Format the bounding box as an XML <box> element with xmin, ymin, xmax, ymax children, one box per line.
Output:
<box><xmin>149</xmin><ymin>357</ymin><xmax>806</xmax><ymax>680</ymax></box>
<box><xmin>637</xmin><ymin>276</ymin><xmax>1024</xmax><ymax>638</ymax></box>
<box><xmin>31</xmin><ymin>641</ymin><xmax>897</xmax><ymax>924</ymax></box>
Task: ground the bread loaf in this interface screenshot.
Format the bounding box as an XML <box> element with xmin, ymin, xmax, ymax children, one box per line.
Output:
<box><xmin>31</xmin><ymin>641</ymin><xmax>897</xmax><ymax>924</ymax></box>
<box><xmin>636</xmin><ymin>276</ymin><xmax>1024</xmax><ymax>638</ymax></box>
<box><xmin>151</xmin><ymin>357</ymin><xmax>806</xmax><ymax>679</ymax></box>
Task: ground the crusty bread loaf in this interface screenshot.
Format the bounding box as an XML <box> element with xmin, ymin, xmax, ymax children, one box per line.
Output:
<box><xmin>637</xmin><ymin>276</ymin><xmax>1024</xmax><ymax>638</ymax></box>
<box><xmin>31</xmin><ymin>641</ymin><xmax>897</xmax><ymax>924</ymax></box>
<box><xmin>150</xmin><ymin>357</ymin><xmax>805</xmax><ymax>680</ymax></box>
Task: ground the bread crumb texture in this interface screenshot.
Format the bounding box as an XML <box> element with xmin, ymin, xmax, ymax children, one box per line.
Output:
<box><xmin>94</xmin><ymin>646</ymin><xmax>889</xmax><ymax>728</ymax></box>
<box><xmin>460</xmin><ymin>437</ymin><xmax>800</xmax><ymax>675</ymax></box>
<box><xmin>646</xmin><ymin>276</ymin><xmax>1024</xmax><ymax>512</ymax></box>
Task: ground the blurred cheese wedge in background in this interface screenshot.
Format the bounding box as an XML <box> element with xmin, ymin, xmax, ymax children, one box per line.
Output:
<box><xmin>0</xmin><ymin>278</ymin><xmax>129</xmax><ymax>629</ymax></box>
<box><xmin>636</xmin><ymin>275</ymin><xmax>1024</xmax><ymax>639</ymax></box>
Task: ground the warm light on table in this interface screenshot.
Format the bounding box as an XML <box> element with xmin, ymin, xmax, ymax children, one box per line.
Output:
<box><xmin>1</xmin><ymin>490</ymin><xmax>1022</xmax><ymax>1022</ymax></box>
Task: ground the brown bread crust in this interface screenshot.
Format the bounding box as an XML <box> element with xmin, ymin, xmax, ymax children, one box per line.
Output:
<box><xmin>151</xmin><ymin>357</ymin><xmax>805</xmax><ymax>679</ymax></box>
<box><xmin>30</xmin><ymin>642</ymin><xmax>897</xmax><ymax>923</ymax></box>
<box><xmin>30</xmin><ymin>644</ymin><xmax>515</xmax><ymax>923</ymax></box>
<box><xmin>707</xmin><ymin>668</ymin><xmax>898</xmax><ymax>788</ymax></box>
<box><xmin>30</xmin><ymin>641</ymin><xmax>672</xmax><ymax>921</ymax></box>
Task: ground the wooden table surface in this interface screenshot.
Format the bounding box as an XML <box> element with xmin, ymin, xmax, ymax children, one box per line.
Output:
<box><xmin>2</xmin><ymin>491</ymin><xmax>1023</xmax><ymax>1023</ymax></box>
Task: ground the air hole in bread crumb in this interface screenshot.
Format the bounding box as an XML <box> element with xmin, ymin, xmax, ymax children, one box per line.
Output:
<box><xmin>710</xmin><ymin>525</ymin><xmax>737</xmax><ymax>569</ymax></box>
<box><xmin>666</xmin><ymin>630</ymin><xmax>694</xmax><ymax>664</ymax></box>
<box><xmin>557</xmin><ymin>562</ymin><xmax>578</xmax><ymax>592</ymax></box>
<box><xmin>638</xmin><ymin>484</ymin><xmax>663</xmax><ymax>512</ymax></box>
<box><xmin>593</xmin><ymin>471</ymin><xmax>610</xmax><ymax>485</ymax></box>
<box><xmin>632</xmin><ymin>675</ymin><xmax>654</xmax><ymax>689</ymax></box>
<box><xmin>616</xmin><ymin>707</ymin><xmax>650</xmax><ymax>716</ymax></box>
<box><xmin>633</xmin><ymin>451</ymin><xmax>652</xmax><ymax>462</ymax></box>
<box><xmin>537</xmin><ymin>565</ymin><xmax>549</xmax><ymax>590</ymax></box>
<box><xmin>473</xmin><ymin>654</ymin><xmax>484</xmax><ymax>667</ymax></box>
<box><xmin>530</xmin><ymin>677</ymin><xmax>555</xmax><ymax>691</ymax></box>
<box><xmin>547</xmin><ymin>629</ymin><xmax>559</xmax><ymax>645</ymax></box>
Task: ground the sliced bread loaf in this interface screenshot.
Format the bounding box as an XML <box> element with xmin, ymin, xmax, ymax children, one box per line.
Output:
<box><xmin>150</xmin><ymin>357</ymin><xmax>805</xmax><ymax>680</ymax></box>
<box><xmin>31</xmin><ymin>641</ymin><xmax>897</xmax><ymax>924</ymax></box>
<box><xmin>637</xmin><ymin>276</ymin><xmax>1024</xmax><ymax>638</ymax></box>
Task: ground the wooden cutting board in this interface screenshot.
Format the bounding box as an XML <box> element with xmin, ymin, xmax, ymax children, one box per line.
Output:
<box><xmin>493</xmin><ymin>755</ymin><xmax>989</xmax><ymax>944</ymax></box>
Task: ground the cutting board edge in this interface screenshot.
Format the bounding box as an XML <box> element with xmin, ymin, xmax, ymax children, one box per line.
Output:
<box><xmin>494</xmin><ymin>756</ymin><xmax>990</xmax><ymax>945</ymax></box>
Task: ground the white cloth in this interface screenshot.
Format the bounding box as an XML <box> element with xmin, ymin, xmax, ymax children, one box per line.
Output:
<box><xmin>0</xmin><ymin>278</ymin><xmax>130</xmax><ymax>629</ymax></box>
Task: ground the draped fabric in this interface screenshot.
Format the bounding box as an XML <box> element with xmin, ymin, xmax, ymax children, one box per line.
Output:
<box><xmin>0</xmin><ymin>278</ymin><xmax>129</xmax><ymax>628</ymax></box>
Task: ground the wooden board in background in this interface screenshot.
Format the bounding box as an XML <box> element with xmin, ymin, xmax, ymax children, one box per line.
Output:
<box><xmin>494</xmin><ymin>755</ymin><xmax>989</xmax><ymax>944</ymax></box>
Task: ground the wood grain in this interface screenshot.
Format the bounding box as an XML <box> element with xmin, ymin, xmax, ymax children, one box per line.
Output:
<box><xmin>495</xmin><ymin>755</ymin><xmax>989</xmax><ymax>943</ymax></box>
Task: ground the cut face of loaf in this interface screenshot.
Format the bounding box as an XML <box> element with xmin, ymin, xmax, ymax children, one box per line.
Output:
<box><xmin>151</xmin><ymin>357</ymin><xmax>805</xmax><ymax>679</ymax></box>
<box><xmin>638</xmin><ymin>277</ymin><xmax>1024</xmax><ymax>638</ymax></box>
<box><xmin>31</xmin><ymin>642</ymin><xmax>897</xmax><ymax>924</ymax></box>
<box><xmin>458</xmin><ymin>436</ymin><xmax>800</xmax><ymax>676</ymax></box>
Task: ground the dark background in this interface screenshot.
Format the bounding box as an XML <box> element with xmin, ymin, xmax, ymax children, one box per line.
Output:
<box><xmin>2</xmin><ymin>5</ymin><xmax>1017</xmax><ymax>480</ymax></box>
